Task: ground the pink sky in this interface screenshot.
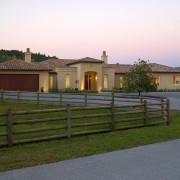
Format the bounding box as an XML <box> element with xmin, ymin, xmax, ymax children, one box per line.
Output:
<box><xmin>0</xmin><ymin>0</ymin><xmax>180</xmax><ymax>66</ymax></box>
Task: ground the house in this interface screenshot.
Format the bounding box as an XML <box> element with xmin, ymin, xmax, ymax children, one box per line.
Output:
<box><xmin>0</xmin><ymin>48</ymin><xmax>51</xmax><ymax>92</ymax></box>
<box><xmin>0</xmin><ymin>48</ymin><xmax>180</xmax><ymax>92</ymax></box>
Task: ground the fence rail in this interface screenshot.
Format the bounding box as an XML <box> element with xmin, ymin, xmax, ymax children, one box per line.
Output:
<box><xmin>0</xmin><ymin>90</ymin><xmax>167</xmax><ymax>106</ymax></box>
<box><xmin>0</xmin><ymin>96</ymin><xmax>170</xmax><ymax>147</ymax></box>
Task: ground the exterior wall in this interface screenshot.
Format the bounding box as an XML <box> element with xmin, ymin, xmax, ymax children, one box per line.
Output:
<box><xmin>70</xmin><ymin>63</ymin><xmax>103</xmax><ymax>91</ymax></box>
<box><xmin>102</xmin><ymin>67</ymin><xmax>115</xmax><ymax>90</ymax></box>
<box><xmin>49</xmin><ymin>73</ymin><xmax>57</xmax><ymax>90</ymax></box>
<box><xmin>153</xmin><ymin>73</ymin><xmax>180</xmax><ymax>90</ymax></box>
<box><xmin>39</xmin><ymin>71</ymin><xmax>49</xmax><ymax>92</ymax></box>
<box><xmin>56</xmin><ymin>68</ymin><xmax>77</xmax><ymax>89</ymax></box>
<box><xmin>114</xmin><ymin>74</ymin><xmax>124</xmax><ymax>89</ymax></box>
<box><xmin>114</xmin><ymin>73</ymin><xmax>180</xmax><ymax>90</ymax></box>
<box><xmin>69</xmin><ymin>64</ymin><xmax>81</xmax><ymax>89</ymax></box>
<box><xmin>0</xmin><ymin>71</ymin><xmax>49</xmax><ymax>92</ymax></box>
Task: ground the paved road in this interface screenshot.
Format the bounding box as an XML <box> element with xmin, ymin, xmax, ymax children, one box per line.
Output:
<box><xmin>3</xmin><ymin>91</ymin><xmax>180</xmax><ymax>110</ymax></box>
<box><xmin>1</xmin><ymin>139</ymin><xmax>180</xmax><ymax>180</ymax></box>
<box><xmin>141</xmin><ymin>92</ymin><xmax>180</xmax><ymax>110</ymax></box>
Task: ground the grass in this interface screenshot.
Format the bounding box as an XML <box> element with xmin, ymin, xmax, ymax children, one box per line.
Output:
<box><xmin>0</xmin><ymin>102</ymin><xmax>146</xmax><ymax>142</ymax></box>
<box><xmin>0</xmin><ymin>101</ymin><xmax>180</xmax><ymax>172</ymax></box>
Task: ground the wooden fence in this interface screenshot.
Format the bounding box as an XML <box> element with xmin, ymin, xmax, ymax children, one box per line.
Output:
<box><xmin>0</xmin><ymin>98</ymin><xmax>170</xmax><ymax>147</ymax></box>
<box><xmin>0</xmin><ymin>90</ymin><xmax>168</xmax><ymax>106</ymax></box>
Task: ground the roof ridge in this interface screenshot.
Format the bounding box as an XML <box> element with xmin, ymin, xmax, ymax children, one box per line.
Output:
<box><xmin>0</xmin><ymin>59</ymin><xmax>52</xmax><ymax>71</ymax></box>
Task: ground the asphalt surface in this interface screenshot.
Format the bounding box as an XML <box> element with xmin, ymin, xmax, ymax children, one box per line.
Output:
<box><xmin>3</xmin><ymin>91</ymin><xmax>180</xmax><ymax>110</ymax></box>
<box><xmin>142</xmin><ymin>92</ymin><xmax>180</xmax><ymax>110</ymax></box>
<box><xmin>1</xmin><ymin>139</ymin><xmax>180</xmax><ymax>180</ymax></box>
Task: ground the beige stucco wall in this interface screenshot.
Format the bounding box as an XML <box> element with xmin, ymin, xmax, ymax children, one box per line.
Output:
<box><xmin>69</xmin><ymin>64</ymin><xmax>81</xmax><ymax>89</ymax></box>
<box><xmin>56</xmin><ymin>67</ymin><xmax>77</xmax><ymax>89</ymax></box>
<box><xmin>49</xmin><ymin>73</ymin><xmax>57</xmax><ymax>90</ymax></box>
<box><xmin>0</xmin><ymin>71</ymin><xmax>50</xmax><ymax>92</ymax></box>
<box><xmin>114</xmin><ymin>73</ymin><xmax>180</xmax><ymax>90</ymax></box>
<box><xmin>39</xmin><ymin>71</ymin><xmax>50</xmax><ymax>92</ymax></box>
<box><xmin>102</xmin><ymin>67</ymin><xmax>115</xmax><ymax>90</ymax></box>
<box><xmin>69</xmin><ymin>63</ymin><xmax>103</xmax><ymax>91</ymax></box>
<box><xmin>114</xmin><ymin>74</ymin><xmax>124</xmax><ymax>89</ymax></box>
<box><xmin>153</xmin><ymin>73</ymin><xmax>180</xmax><ymax>90</ymax></box>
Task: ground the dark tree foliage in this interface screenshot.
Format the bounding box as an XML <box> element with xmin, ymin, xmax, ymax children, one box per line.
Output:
<box><xmin>123</xmin><ymin>59</ymin><xmax>157</xmax><ymax>95</ymax></box>
<box><xmin>0</xmin><ymin>49</ymin><xmax>58</xmax><ymax>63</ymax></box>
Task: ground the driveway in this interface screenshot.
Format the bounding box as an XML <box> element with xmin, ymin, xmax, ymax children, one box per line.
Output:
<box><xmin>142</xmin><ymin>92</ymin><xmax>180</xmax><ymax>110</ymax></box>
<box><xmin>0</xmin><ymin>139</ymin><xmax>180</xmax><ymax>180</ymax></box>
<box><xmin>3</xmin><ymin>91</ymin><xmax>180</xmax><ymax>110</ymax></box>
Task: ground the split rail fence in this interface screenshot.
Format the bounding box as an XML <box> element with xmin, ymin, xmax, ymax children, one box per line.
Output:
<box><xmin>0</xmin><ymin>91</ymin><xmax>170</xmax><ymax>147</ymax></box>
<box><xmin>0</xmin><ymin>90</ymin><xmax>169</xmax><ymax>106</ymax></box>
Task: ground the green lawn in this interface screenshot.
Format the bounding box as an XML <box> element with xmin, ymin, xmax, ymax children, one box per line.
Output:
<box><xmin>0</xmin><ymin>102</ymin><xmax>180</xmax><ymax>172</ymax></box>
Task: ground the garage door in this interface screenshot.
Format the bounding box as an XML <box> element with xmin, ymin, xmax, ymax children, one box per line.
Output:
<box><xmin>0</xmin><ymin>74</ymin><xmax>39</xmax><ymax>92</ymax></box>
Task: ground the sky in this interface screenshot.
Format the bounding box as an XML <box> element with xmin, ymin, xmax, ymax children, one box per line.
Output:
<box><xmin>0</xmin><ymin>0</ymin><xmax>180</xmax><ymax>66</ymax></box>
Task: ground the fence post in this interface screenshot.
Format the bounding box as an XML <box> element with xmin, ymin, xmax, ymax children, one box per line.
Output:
<box><xmin>161</xmin><ymin>98</ymin><xmax>166</xmax><ymax>123</ymax></box>
<box><xmin>143</xmin><ymin>100</ymin><xmax>148</xmax><ymax>126</ymax></box>
<box><xmin>6</xmin><ymin>108</ymin><xmax>13</xmax><ymax>147</ymax></box>
<box><xmin>1</xmin><ymin>89</ymin><xmax>3</xmax><ymax>102</ymax></box>
<box><xmin>166</xmin><ymin>99</ymin><xmax>170</xmax><ymax>125</ymax></box>
<box><xmin>59</xmin><ymin>92</ymin><xmax>62</xmax><ymax>105</ymax></box>
<box><xmin>84</xmin><ymin>92</ymin><xmax>87</xmax><ymax>106</ymax></box>
<box><xmin>37</xmin><ymin>91</ymin><xmax>39</xmax><ymax>105</ymax></box>
<box><xmin>109</xmin><ymin>92</ymin><xmax>115</xmax><ymax>131</ymax></box>
<box><xmin>66</xmin><ymin>104</ymin><xmax>71</xmax><ymax>138</ymax></box>
<box><xmin>17</xmin><ymin>90</ymin><xmax>20</xmax><ymax>103</ymax></box>
<box><xmin>109</xmin><ymin>103</ymin><xmax>115</xmax><ymax>131</ymax></box>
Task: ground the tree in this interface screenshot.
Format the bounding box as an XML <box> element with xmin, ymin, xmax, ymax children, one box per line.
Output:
<box><xmin>0</xmin><ymin>49</ymin><xmax>58</xmax><ymax>62</ymax></box>
<box><xmin>123</xmin><ymin>59</ymin><xmax>157</xmax><ymax>95</ymax></box>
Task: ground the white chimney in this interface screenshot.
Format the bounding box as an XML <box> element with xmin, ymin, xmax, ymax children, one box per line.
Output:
<box><xmin>25</xmin><ymin>48</ymin><xmax>31</xmax><ymax>63</ymax></box>
<box><xmin>101</xmin><ymin>51</ymin><xmax>108</xmax><ymax>64</ymax></box>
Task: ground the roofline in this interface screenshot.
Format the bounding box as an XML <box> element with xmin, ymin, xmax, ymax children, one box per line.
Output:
<box><xmin>0</xmin><ymin>69</ymin><xmax>51</xmax><ymax>72</ymax></box>
<box><xmin>152</xmin><ymin>71</ymin><xmax>180</xmax><ymax>73</ymax></box>
<box><xmin>115</xmin><ymin>71</ymin><xmax>180</xmax><ymax>74</ymax></box>
<box><xmin>67</xmin><ymin>61</ymin><xmax>104</xmax><ymax>65</ymax></box>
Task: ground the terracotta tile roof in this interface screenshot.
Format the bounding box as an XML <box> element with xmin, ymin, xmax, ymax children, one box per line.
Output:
<box><xmin>1</xmin><ymin>59</ymin><xmax>179</xmax><ymax>74</ymax></box>
<box><xmin>103</xmin><ymin>64</ymin><xmax>133</xmax><ymax>73</ymax></box>
<box><xmin>103</xmin><ymin>63</ymin><xmax>180</xmax><ymax>74</ymax></box>
<box><xmin>0</xmin><ymin>60</ymin><xmax>52</xmax><ymax>71</ymax></box>
<box><xmin>36</xmin><ymin>59</ymin><xmax>76</xmax><ymax>70</ymax></box>
<box><xmin>67</xmin><ymin>57</ymin><xmax>104</xmax><ymax>65</ymax></box>
<box><xmin>150</xmin><ymin>63</ymin><xmax>180</xmax><ymax>73</ymax></box>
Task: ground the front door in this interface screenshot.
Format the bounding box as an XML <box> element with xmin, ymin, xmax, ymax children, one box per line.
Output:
<box><xmin>85</xmin><ymin>74</ymin><xmax>91</xmax><ymax>90</ymax></box>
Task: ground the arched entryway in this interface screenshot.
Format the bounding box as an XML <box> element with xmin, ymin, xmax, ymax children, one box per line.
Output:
<box><xmin>84</xmin><ymin>72</ymin><xmax>97</xmax><ymax>91</ymax></box>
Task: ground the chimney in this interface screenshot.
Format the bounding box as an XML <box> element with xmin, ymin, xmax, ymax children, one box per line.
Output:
<box><xmin>101</xmin><ymin>51</ymin><xmax>108</xmax><ymax>64</ymax></box>
<box><xmin>25</xmin><ymin>48</ymin><xmax>31</xmax><ymax>63</ymax></box>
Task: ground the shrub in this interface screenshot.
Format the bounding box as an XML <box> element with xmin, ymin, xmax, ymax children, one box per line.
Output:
<box><xmin>49</xmin><ymin>88</ymin><xmax>59</xmax><ymax>93</ymax></box>
<box><xmin>112</xmin><ymin>87</ymin><xmax>124</xmax><ymax>93</ymax></box>
<box><xmin>100</xmin><ymin>89</ymin><xmax>112</xmax><ymax>92</ymax></box>
<box><xmin>49</xmin><ymin>88</ymin><xmax>98</xmax><ymax>93</ymax></box>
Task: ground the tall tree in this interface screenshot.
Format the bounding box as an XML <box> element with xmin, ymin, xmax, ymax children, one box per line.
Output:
<box><xmin>0</xmin><ymin>49</ymin><xmax>58</xmax><ymax>63</ymax></box>
<box><xmin>123</xmin><ymin>59</ymin><xmax>157</xmax><ymax>95</ymax></box>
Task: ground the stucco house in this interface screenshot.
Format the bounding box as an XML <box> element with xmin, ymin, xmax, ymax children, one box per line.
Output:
<box><xmin>0</xmin><ymin>50</ymin><xmax>51</xmax><ymax>92</ymax></box>
<box><xmin>0</xmin><ymin>48</ymin><xmax>180</xmax><ymax>92</ymax></box>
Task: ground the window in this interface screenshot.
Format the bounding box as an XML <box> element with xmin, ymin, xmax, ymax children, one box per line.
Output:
<box><xmin>50</xmin><ymin>76</ymin><xmax>53</xmax><ymax>89</ymax></box>
<box><xmin>155</xmin><ymin>76</ymin><xmax>160</xmax><ymax>85</ymax></box>
<box><xmin>119</xmin><ymin>76</ymin><xmax>123</xmax><ymax>88</ymax></box>
<box><xmin>173</xmin><ymin>76</ymin><xmax>180</xmax><ymax>85</ymax></box>
<box><xmin>104</xmin><ymin>74</ymin><xmax>108</xmax><ymax>89</ymax></box>
<box><xmin>66</xmin><ymin>74</ymin><xmax>70</xmax><ymax>88</ymax></box>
